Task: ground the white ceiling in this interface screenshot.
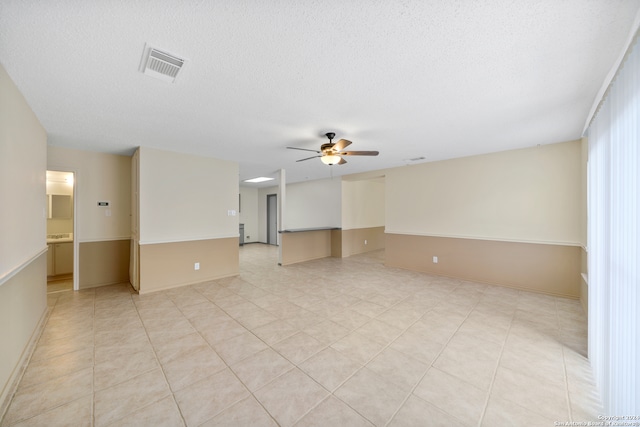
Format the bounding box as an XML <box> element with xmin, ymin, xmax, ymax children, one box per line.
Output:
<box><xmin>1</xmin><ymin>1</ymin><xmax>638</xmax><ymax>186</ymax></box>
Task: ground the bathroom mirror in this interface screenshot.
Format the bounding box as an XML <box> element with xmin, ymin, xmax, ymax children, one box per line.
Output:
<box><xmin>47</xmin><ymin>194</ymin><xmax>72</xmax><ymax>219</ymax></box>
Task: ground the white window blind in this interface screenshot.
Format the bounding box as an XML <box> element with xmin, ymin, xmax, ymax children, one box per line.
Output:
<box><xmin>587</xmin><ymin>35</ymin><xmax>640</xmax><ymax>415</ymax></box>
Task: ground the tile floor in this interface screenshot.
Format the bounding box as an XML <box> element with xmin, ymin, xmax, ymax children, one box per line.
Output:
<box><xmin>1</xmin><ymin>244</ymin><xmax>602</xmax><ymax>426</ymax></box>
<box><xmin>46</xmin><ymin>278</ymin><xmax>73</xmax><ymax>294</ymax></box>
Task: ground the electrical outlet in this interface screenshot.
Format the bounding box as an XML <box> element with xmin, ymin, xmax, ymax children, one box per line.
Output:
<box><xmin>194</xmin><ymin>262</ymin><xmax>200</xmax><ymax>270</ymax></box>
<box><xmin>432</xmin><ymin>256</ymin><xmax>438</xmax><ymax>264</ymax></box>
<box><xmin>364</xmin><ymin>240</ymin><xmax>368</xmax><ymax>245</ymax></box>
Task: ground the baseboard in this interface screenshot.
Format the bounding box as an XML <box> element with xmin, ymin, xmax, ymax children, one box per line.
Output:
<box><xmin>0</xmin><ymin>308</ymin><xmax>49</xmax><ymax>422</ymax></box>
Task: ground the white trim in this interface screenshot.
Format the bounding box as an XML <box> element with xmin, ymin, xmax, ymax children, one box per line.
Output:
<box><xmin>384</xmin><ymin>230</ymin><xmax>582</xmax><ymax>247</ymax></box>
<box><xmin>79</xmin><ymin>236</ymin><xmax>132</xmax><ymax>243</ymax></box>
<box><xmin>139</xmin><ymin>234</ymin><xmax>239</xmax><ymax>245</ymax></box>
<box><xmin>0</xmin><ymin>247</ymin><xmax>48</xmax><ymax>287</ymax></box>
<box><xmin>582</xmin><ymin>8</ymin><xmax>640</xmax><ymax>136</ymax></box>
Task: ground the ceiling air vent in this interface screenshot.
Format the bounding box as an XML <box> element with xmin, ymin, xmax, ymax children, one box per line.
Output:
<box><xmin>140</xmin><ymin>44</ymin><xmax>186</xmax><ymax>83</ymax></box>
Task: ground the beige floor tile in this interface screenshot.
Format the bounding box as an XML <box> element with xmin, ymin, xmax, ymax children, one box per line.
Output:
<box><xmin>2</xmin><ymin>367</ymin><xmax>93</xmax><ymax>426</ymax></box>
<box><xmin>334</xmin><ymin>367</ymin><xmax>408</xmax><ymax>426</ymax></box>
<box><xmin>174</xmin><ymin>368</ymin><xmax>249</xmax><ymax>427</ymax></box>
<box><xmin>199</xmin><ymin>318</ymin><xmax>248</xmax><ymax>345</ymax></box>
<box><xmin>38</xmin><ymin>320</ymin><xmax>94</xmax><ymax>344</ymax></box>
<box><xmin>146</xmin><ymin>319</ymin><xmax>197</xmax><ymax>346</ymax></box>
<box><xmin>299</xmin><ymin>347</ymin><xmax>362</xmax><ymax>391</ymax></box>
<box><xmin>254</xmin><ymin>368</ymin><xmax>329</xmax><ymax>427</ymax></box>
<box><xmin>106</xmin><ymin>396</ymin><xmax>184</xmax><ymax>427</ymax></box>
<box><xmin>491</xmin><ymin>365</ymin><xmax>569</xmax><ymax>422</ymax></box>
<box><xmin>329</xmin><ymin>309</ymin><xmax>371</xmax><ymax>331</ymax></box>
<box><xmin>94</xmin><ymin>338</ymin><xmax>155</xmax><ymax>365</ymax></box>
<box><xmin>4</xmin><ymin>246</ymin><xmax>602</xmax><ymax>427</ymax></box>
<box><xmin>162</xmin><ymin>344</ymin><xmax>227</xmax><ymax>392</ymax></box>
<box><xmin>388</xmin><ymin>395</ymin><xmax>463</xmax><ymax>427</ymax></box>
<box><xmin>200</xmin><ymin>396</ymin><xmax>277</xmax><ymax>427</ymax></box>
<box><xmin>94</xmin><ymin>368</ymin><xmax>171</xmax><ymax>427</ymax></box>
<box><xmin>19</xmin><ymin>346</ymin><xmax>94</xmax><ymax>389</ymax></box>
<box><xmin>388</xmin><ymin>330</ymin><xmax>444</xmax><ymax>365</ymax></box>
<box><xmin>30</xmin><ymin>333</ymin><xmax>94</xmax><ymax>363</ymax></box>
<box><xmin>272</xmin><ymin>332</ymin><xmax>326</xmax><ymax>364</ymax></box>
<box><xmin>294</xmin><ymin>396</ymin><xmax>374</xmax><ymax>427</ymax></box>
<box><xmin>349</xmin><ymin>300</ymin><xmax>387</xmax><ymax>317</ymax></box>
<box><xmin>413</xmin><ymin>367</ymin><xmax>487</xmax><ymax>426</ymax></box>
<box><xmin>481</xmin><ymin>395</ymin><xmax>556</xmax><ymax>427</ymax></box>
<box><xmin>213</xmin><ymin>331</ymin><xmax>268</xmax><ymax>365</ymax></box>
<box><xmin>94</xmin><ymin>326</ymin><xmax>148</xmax><ymax>348</ymax></box>
<box><xmin>94</xmin><ymin>348</ymin><xmax>159</xmax><ymax>391</ymax></box>
<box><xmin>232</xmin><ymin>306</ymin><xmax>280</xmax><ymax>330</ymax></box>
<box><xmin>231</xmin><ymin>348</ymin><xmax>294</xmax><ymax>391</ymax></box>
<box><xmin>433</xmin><ymin>346</ymin><xmax>498</xmax><ymax>391</ymax></box>
<box><xmin>153</xmin><ymin>332</ymin><xmax>210</xmax><ymax>365</ymax></box>
<box><xmin>281</xmin><ymin>310</ymin><xmax>325</xmax><ymax>329</ymax></box>
<box><xmin>302</xmin><ymin>319</ymin><xmax>351</xmax><ymax>345</ymax></box>
<box><xmin>252</xmin><ymin>319</ymin><xmax>300</xmax><ymax>345</ymax></box>
<box><xmin>7</xmin><ymin>396</ymin><xmax>92</xmax><ymax>427</ymax></box>
<box><xmin>375</xmin><ymin>307</ymin><xmax>423</xmax><ymax>330</ymax></box>
<box><xmin>331</xmin><ymin>332</ymin><xmax>386</xmax><ymax>365</ymax></box>
<box><xmin>356</xmin><ymin>319</ymin><xmax>403</xmax><ymax>345</ymax></box>
<box><xmin>366</xmin><ymin>347</ymin><xmax>429</xmax><ymax>391</ymax></box>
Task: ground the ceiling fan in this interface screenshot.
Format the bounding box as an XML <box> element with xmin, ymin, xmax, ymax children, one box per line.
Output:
<box><xmin>287</xmin><ymin>132</ymin><xmax>379</xmax><ymax>165</ymax></box>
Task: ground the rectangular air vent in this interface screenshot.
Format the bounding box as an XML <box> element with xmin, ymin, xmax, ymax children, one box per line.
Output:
<box><xmin>140</xmin><ymin>44</ymin><xmax>186</xmax><ymax>83</ymax></box>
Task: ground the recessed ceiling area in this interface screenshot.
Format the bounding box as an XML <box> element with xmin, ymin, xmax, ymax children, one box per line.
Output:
<box><xmin>1</xmin><ymin>1</ymin><xmax>638</xmax><ymax>186</ymax></box>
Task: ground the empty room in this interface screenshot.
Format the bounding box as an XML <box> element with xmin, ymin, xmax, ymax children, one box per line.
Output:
<box><xmin>1</xmin><ymin>1</ymin><xmax>639</xmax><ymax>426</ymax></box>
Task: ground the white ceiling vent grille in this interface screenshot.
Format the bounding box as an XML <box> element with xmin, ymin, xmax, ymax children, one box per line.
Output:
<box><xmin>140</xmin><ymin>44</ymin><xmax>186</xmax><ymax>83</ymax></box>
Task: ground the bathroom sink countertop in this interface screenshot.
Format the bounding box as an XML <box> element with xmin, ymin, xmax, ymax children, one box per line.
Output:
<box><xmin>47</xmin><ymin>233</ymin><xmax>73</xmax><ymax>243</ymax></box>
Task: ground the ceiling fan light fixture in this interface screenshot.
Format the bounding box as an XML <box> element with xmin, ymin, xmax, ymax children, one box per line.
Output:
<box><xmin>321</xmin><ymin>155</ymin><xmax>341</xmax><ymax>165</ymax></box>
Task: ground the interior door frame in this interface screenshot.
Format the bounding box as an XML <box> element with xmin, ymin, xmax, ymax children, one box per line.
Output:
<box><xmin>267</xmin><ymin>193</ymin><xmax>277</xmax><ymax>245</ymax></box>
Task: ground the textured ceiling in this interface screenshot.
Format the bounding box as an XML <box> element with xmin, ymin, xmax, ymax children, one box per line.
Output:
<box><xmin>1</xmin><ymin>1</ymin><xmax>638</xmax><ymax>186</ymax></box>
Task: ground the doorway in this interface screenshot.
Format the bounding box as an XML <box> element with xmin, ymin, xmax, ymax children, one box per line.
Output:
<box><xmin>46</xmin><ymin>170</ymin><xmax>76</xmax><ymax>293</ymax></box>
<box><xmin>267</xmin><ymin>193</ymin><xmax>277</xmax><ymax>245</ymax></box>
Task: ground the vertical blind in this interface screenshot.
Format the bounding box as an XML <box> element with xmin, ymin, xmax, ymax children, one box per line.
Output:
<box><xmin>587</xmin><ymin>35</ymin><xmax>639</xmax><ymax>414</ymax></box>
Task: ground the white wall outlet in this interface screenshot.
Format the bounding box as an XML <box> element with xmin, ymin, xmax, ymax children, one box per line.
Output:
<box><xmin>432</xmin><ymin>256</ymin><xmax>438</xmax><ymax>264</ymax></box>
<box><xmin>194</xmin><ymin>262</ymin><xmax>200</xmax><ymax>270</ymax></box>
<box><xmin>227</xmin><ymin>209</ymin><xmax>237</xmax><ymax>216</ymax></box>
<box><xmin>364</xmin><ymin>240</ymin><xmax>368</xmax><ymax>245</ymax></box>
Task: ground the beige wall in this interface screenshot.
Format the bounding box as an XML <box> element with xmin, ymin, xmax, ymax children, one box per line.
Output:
<box><xmin>342</xmin><ymin>178</ymin><xmax>385</xmax><ymax>230</ymax></box>
<box><xmin>340</xmin><ymin>227</ymin><xmax>386</xmax><ymax>257</ymax></box>
<box><xmin>137</xmin><ymin>147</ymin><xmax>239</xmax><ymax>292</ymax></box>
<box><xmin>280</xmin><ymin>231</ymin><xmax>333</xmax><ymax>265</ymax></box>
<box><xmin>139</xmin><ymin>238</ymin><xmax>239</xmax><ymax>293</ymax></box>
<box><xmin>385</xmin><ymin>140</ymin><xmax>583</xmax><ymax>297</ymax></box>
<box><xmin>0</xmin><ymin>64</ymin><xmax>48</xmax><ymax>417</ymax></box>
<box><xmin>285</xmin><ymin>178</ymin><xmax>341</xmax><ymax>230</ymax></box>
<box><xmin>387</xmin><ymin>234</ymin><xmax>581</xmax><ymax>298</ymax></box>
<box><xmin>239</xmin><ymin>186</ymin><xmax>259</xmax><ymax>244</ymax></box>
<box><xmin>139</xmin><ymin>146</ymin><xmax>238</xmax><ymax>243</ymax></box>
<box><xmin>48</xmin><ymin>146</ymin><xmax>131</xmax><ymax>241</ymax></box>
<box><xmin>386</xmin><ymin>141</ymin><xmax>582</xmax><ymax>245</ymax></box>
<box><xmin>79</xmin><ymin>240</ymin><xmax>130</xmax><ymax>289</ymax></box>
<box><xmin>47</xmin><ymin>146</ymin><xmax>132</xmax><ymax>288</ymax></box>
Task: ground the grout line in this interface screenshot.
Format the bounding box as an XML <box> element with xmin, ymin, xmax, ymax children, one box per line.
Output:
<box><xmin>385</xmin><ymin>286</ymin><xmax>484</xmax><ymax>426</ymax></box>
<box><xmin>476</xmin><ymin>293</ymin><xmax>518</xmax><ymax>427</ymax></box>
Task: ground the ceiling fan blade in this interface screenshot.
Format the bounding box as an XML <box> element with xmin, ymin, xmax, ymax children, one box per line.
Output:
<box><xmin>339</xmin><ymin>151</ymin><xmax>379</xmax><ymax>156</ymax></box>
<box><xmin>296</xmin><ymin>155</ymin><xmax>322</xmax><ymax>162</ymax></box>
<box><xmin>287</xmin><ymin>147</ymin><xmax>321</xmax><ymax>153</ymax></box>
<box><xmin>337</xmin><ymin>157</ymin><xmax>347</xmax><ymax>165</ymax></box>
<box><xmin>332</xmin><ymin>139</ymin><xmax>352</xmax><ymax>152</ymax></box>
